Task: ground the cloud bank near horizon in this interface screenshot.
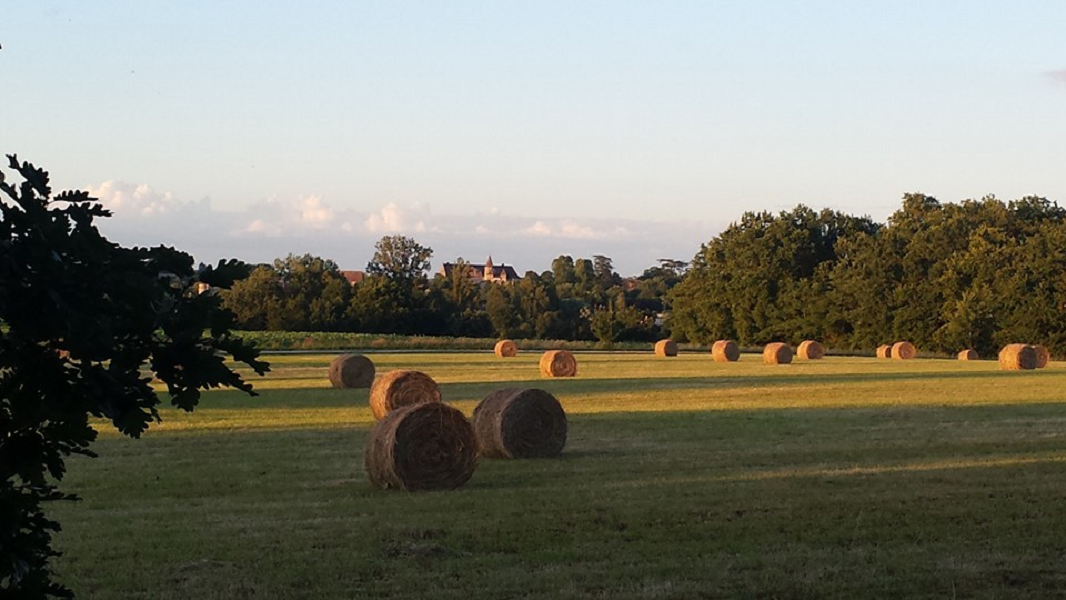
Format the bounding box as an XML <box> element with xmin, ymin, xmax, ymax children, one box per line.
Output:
<box><xmin>85</xmin><ymin>181</ymin><xmax>722</xmax><ymax>276</ymax></box>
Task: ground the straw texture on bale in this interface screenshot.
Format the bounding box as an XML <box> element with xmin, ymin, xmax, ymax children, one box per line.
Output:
<box><xmin>957</xmin><ymin>349</ymin><xmax>979</xmax><ymax>361</ymax></box>
<box><xmin>369</xmin><ymin>370</ymin><xmax>442</xmax><ymax>420</ymax></box>
<box><xmin>472</xmin><ymin>388</ymin><xmax>567</xmax><ymax>459</ymax></box>
<box><xmin>654</xmin><ymin>339</ymin><xmax>678</xmax><ymax>357</ymax></box>
<box><xmin>999</xmin><ymin>344</ymin><xmax>1037</xmax><ymax>371</ymax></box>
<box><xmin>797</xmin><ymin>340</ymin><xmax>825</xmax><ymax>360</ymax></box>
<box><xmin>539</xmin><ymin>350</ymin><xmax>577</xmax><ymax>377</ymax></box>
<box><xmin>712</xmin><ymin>340</ymin><xmax>740</xmax><ymax>363</ymax></box>
<box><xmin>328</xmin><ymin>354</ymin><xmax>376</xmax><ymax>389</ymax></box>
<box><xmin>1033</xmin><ymin>345</ymin><xmax>1050</xmax><ymax>369</ymax></box>
<box><xmin>891</xmin><ymin>341</ymin><xmax>917</xmax><ymax>360</ymax></box>
<box><xmin>876</xmin><ymin>345</ymin><xmax>892</xmax><ymax>359</ymax></box>
<box><xmin>763</xmin><ymin>342</ymin><xmax>793</xmax><ymax>365</ymax></box>
<box><xmin>364</xmin><ymin>402</ymin><xmax>477</xmax><ymax>491</ymax></box>
<box><xmin>494</xmin><ymin>339</ymin><xmax>518</xmax><ymax>358</ymax></box>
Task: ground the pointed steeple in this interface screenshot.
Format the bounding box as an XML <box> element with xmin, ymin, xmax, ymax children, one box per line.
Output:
<box><xmin>484</xmin><ymin>255</ymin><xmax>494</xmax><ymax>279</ymax></box>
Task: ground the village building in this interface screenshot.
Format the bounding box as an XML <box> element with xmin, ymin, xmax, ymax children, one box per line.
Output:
<box><xmin>438</xmin><ymin>256</ymin><xmax>519</xmax><ymax>284</ymax></box>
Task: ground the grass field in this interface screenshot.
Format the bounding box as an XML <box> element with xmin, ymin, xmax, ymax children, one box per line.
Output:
<box><xmin>51</xmin><ymin>352</ymin><xmax>1066</xmax><ymax>599</ymax></box>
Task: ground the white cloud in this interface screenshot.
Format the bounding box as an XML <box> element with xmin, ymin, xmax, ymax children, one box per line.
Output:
<box><xmin>81</xmin><ymin>180</ymin><xmax>720</xmax><ymax>275</ymax></box>
<box><xmin>244</xmin><ymin>219</ymin><xmax>284</xmax><ymax>237</ymax></box>
<box><xmin>558</xmin><ymin>219</ymin><xmax>600</xmax><ymax>239</ymax></box>
<box><xmin>299</xmin><ymin>195</ymin><xmax>333</xmax><ymax>225</ymax></box>
<box><xmin>521</xmin><ymin>221</ymin><xmax>553</xmax><ymax>237</ymax></box>
<box><xmin>87</xmin><ymin>180</ymin><xmax>196</xmax><ymax>216</ymax></box>
<box><xmin>364</xmin><ymin>202</ymin><xmax>432</xmax><ymax>233</ymax></box>
<box><xmin>519</xmin><ymin>219</ymin><xmax>604</xmax><ymax>239</ymax></box>
<box><xmin>235</xmin><ymin>193</ymin><xmax>342</xmax><ymax>236</ymax></box>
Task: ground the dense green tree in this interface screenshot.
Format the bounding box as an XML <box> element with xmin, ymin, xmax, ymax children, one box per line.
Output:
<box><xmin>349</xmin><ymin>275</ymin><xmax>428</xmax><ymax>334</ymax></box>
<box><xmin>0</xmin><ymin>156</ymin><xmax>267</xmax><ymax>597</ymax></box>
<box><xmin>429</xmin><ymin>258</ymin><xmax>492</xmax><ymax>337</ymax></box>
<box><xmin>592</xmin><ymin>255</ymin><xmax>620</xmax><ymax>290</ymax></box>
<box><xmin>484</xmin><ymin>281</ymin><xmax>524</xmax><ymax>338</ymax></box>
<box><xmin>483</xmin><ymin>271</ymin><xmax>565</xmax><ymax>339</ymax></box>
<box><xmin>628</xmin><ymin>259</ymin><xmax>689</xmax><ymax>335</ymax></box>
<box><xmin>223</xmin><ymin>254</ymin><xmax>351</xmax><ymax>331</ymax></box>
<box><xmin>366</xmin><ymin>235</ymin><xmax>432</xmax><ymax>282</ymax></box>
<box><xmin>671</xmin><ymin>205</ymin><xmax>879</xmax><ymax>346</ymax></box>
<box><xmin>572</xmin><ymin>258</ymin><xmax>601</xmax><ymax>303</ymax></box>
<box><xmin>351</xmin><ymin>236</ymin><xmax>437</xmax><ymax>334</ymax></box>
<box><xmin>673</xmin><ymin>195</ymin><xmax>1066</xmax><ymax>356</ymax></box>
<box><xmin>551</xmin><ymin>255</ymin><xmax>577</xmax><ymax>299</ymax></box>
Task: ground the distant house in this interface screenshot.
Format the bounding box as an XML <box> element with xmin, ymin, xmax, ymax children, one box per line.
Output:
<box><xmin>439</xmin><ymin>256</ymin><xmax>519</xmax><ymax>284</ymax></box>
<box><xmin>339</xmin><ymin>270</ymin><xmax>366</xmax><ymax>286</ymax></box>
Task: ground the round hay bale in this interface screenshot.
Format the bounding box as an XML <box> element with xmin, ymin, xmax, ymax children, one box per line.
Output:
<box><xmin>654</xmin><ymin>339</ymin><xmax>678</xmax><ymax>357</ymax></box>
<box><xmin>998</xmin><ymin>344</ymin><xmax>1037</xmax><ymax>371</ymax></box>
<box><xmin>494</xmin><ymin>339</ymin><xmax>518</xmax><ymax>358</ymax></box>
<box><xmin>711</xmin><ymin>339</ymin><xmax>740</xmax><ymax>363</ymax></box>
<box><xmin>797</xmin><ymin>340</ymin><xmax>825</xmax><ymax>360</ymax></box>
<box><xmin>1033</xmin><ymin>345</ymin><xmax>1050</xmax><ymax>369</ymax></box>
<box><xmin>369</xmin><ymin>370</ymin><xmax>442</xmax><ymax>420</ymax></box>
<box><xmin>328</xmin><ymin>354</ymin><xmax>376</xmax><ymax>389</ymax></box>
<box><xmin>957</xmin><ymin>349</ymin><xmax>978</xmax><ymax>361</ymax></box>
<box><xmin>891</xmin><ymin>341</ymin><xmax>917</xmax><ymax>360</ymax></box>
<box><xmin>763</xmin><ymin>342</ymin><xmax>793</xmax><ymax>365</ymax></box>
<box><xmin>364</xmin><ymin>402</ymin><xmax>477</xmax><ymax>491</ymax></box>
<box><xmin>539</xmin><ymin>350</ymin><xmax>577</xmax><ymax>377</ymax></box>
<box><xmin>472</xmin><ymin>388</ymin><xmax>567</xmax><ymax>459</ymax></box>
<box><xmin>875</xmin><ymin>344</ymin><xmax>892</xmax><ymax>359</ymax></box>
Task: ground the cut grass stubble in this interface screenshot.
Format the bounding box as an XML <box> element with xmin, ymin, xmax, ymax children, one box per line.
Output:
<box><xmin>52</xmin><ymin>352</ymin><xmax>1066</xmax><ymax>599</ymax></box>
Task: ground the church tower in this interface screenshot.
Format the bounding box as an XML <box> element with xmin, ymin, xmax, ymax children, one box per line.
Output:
<box><xmin>483</xmin><ymin>256</ymin><xmax>494</xmax><ymax>281</ymax></box>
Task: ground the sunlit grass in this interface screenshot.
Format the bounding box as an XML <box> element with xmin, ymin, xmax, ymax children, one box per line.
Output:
<box><xmin>55</xmin><ymin>351</ymin><xmax>1066</xmax><ymax>599</ymax></box>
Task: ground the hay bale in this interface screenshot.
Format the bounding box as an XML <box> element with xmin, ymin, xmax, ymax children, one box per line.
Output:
<box><xmin>539</xmin><ymin>350</ymin><xmax>577</xmax><ymax>377</ymax></box>
<box><xmin>763</xmin><ymin>342</ymin><xmax>793</xmax><ymax>365</ymax></box>
<box><xmin>998</xmin><ymin>344</ymin><xmax>1037</xmax><ymax>371</ymax></box>
<box><xmin>891</xmin><ymin>341</ymin><xmax>917</xmax><ymax>360</ymax></box>
<box><xmin>654</xmin><ymin>339</ymin><xmax>678</xmax><ymax>357</ymax></box>
<box><xmin>472</xmin><ymin>388</ymin><xmax>567</xmax><ymax>459</ymax></box>
<box><xmin>328</xmin><ymin>354</ymin><xmax>375</xmax><ymax>389</ymax></box>
<box><xmin>712</xmin><ymin>339</ymin><xmax>740</xmax><ymax>362</ymax></box>
<box><xmin>364</xmin><ymin>402</ymin><xmax>477</xmax><ymax>491</ymax></box>
<box><xmin>797</xmin><ymin>340</ymin><xmax>825</xmax><ymax>360</ymax></box>
<box><xmin>1033</xmin><ymin>345</ymin><xmax>1050</xmax><ymax>369</ymax></box>
<box><xmin>875</xmin><ymin>345</ymin><xmax>892</xmax><ymax>359</ymax></box>
<box><xmin>494</xmin><ymin>339</ymin><xmax>518</xmax><ymax>358</ymax></box>
<box><xmin>957</xmin><ymin>349</ymin><xmax>978</xmax><ymax>361</ymax></box>
<box><xmin>369</xmin><ymin>370</ymin><xmax>442</xmax><ymax>420</ymax></box>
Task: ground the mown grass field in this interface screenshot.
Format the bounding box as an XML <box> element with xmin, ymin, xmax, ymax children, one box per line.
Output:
<box><xmin>51</xmin><ymin>352</ymin><xmax>1066</xmax><ymax>599</ymax></box>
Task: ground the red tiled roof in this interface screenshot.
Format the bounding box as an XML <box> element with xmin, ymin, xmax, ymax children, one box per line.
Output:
<box><xmin>340</xmin><ymin>270</ymin><xmax>365</xmax><ymax>284</ymax></box>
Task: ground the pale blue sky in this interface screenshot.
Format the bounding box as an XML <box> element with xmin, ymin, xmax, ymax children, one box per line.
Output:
<box><xmin>3</xmin><ymin>2</ymin><xmax>1064</xmax><ymax>274</ymax></box>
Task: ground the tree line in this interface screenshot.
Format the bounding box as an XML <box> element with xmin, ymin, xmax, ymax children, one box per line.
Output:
<box><xmin>222</xmin><ymin>237</ymin><xmax>685</xmax><ymax>345</ymax></box>
<box><xmin>670</xmin><ymin>194</ymin><xmax>1066</xmax><ymax>357</ymax></box>
<box><xmin>222</xmin><ymin>193</ymin><xmax>1066</xmax><ymax>357</ymax></box>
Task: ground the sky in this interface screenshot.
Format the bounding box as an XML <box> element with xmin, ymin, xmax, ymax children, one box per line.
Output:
<box><xmin>3</xmin><ymin>1</ymin><xmax>1065</xmax><ymax>275</ymax></box>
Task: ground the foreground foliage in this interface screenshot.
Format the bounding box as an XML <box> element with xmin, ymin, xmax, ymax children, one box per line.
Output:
<box><xmin>51</xmin><ymin>352</ymin><xmax>1066</xmax><ymax>599</ymax></box>
<box><xmin>0</xmin><ymin>156</ymin><xmax>268</xmax><ymax>597</ymax></box>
